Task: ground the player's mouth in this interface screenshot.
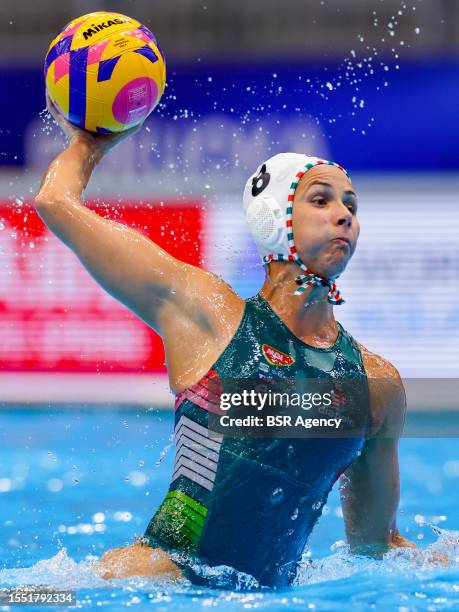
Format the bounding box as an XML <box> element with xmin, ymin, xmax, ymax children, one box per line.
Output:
<box><xmin>332</xmin><ymin>237</ymin><xmax>351</xmax><ymax>248</ymax></box>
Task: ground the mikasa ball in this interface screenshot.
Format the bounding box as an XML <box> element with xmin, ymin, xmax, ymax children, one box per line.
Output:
<box><xmin>44</xmin><ymin>11</ymin><xmax>166</xmax><ymax>133</ymax></box>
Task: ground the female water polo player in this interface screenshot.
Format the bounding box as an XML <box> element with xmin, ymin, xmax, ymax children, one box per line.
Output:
<box><xmin>34</xmin><ymin>100</ymin><xmax>416</xmax><ymax>588</ymax></box>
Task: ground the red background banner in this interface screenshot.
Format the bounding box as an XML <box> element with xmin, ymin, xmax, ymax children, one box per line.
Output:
<box><xmin>0</xmin><ymin>200</ymin><xmax>204</xmax><ymax>373</ymax></box>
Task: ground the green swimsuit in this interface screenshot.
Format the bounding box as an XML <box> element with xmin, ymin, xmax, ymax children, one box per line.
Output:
<box><xmin>144</xmin><ymin>294</ymin><xmax>369</xmax><ymax>588</ymax></box>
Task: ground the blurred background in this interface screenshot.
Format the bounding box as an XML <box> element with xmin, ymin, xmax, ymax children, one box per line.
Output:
<box><xmin>1</xmin><ymin>3</ymin><xmax>459</xmax><ymax>597</ymax></box>
<box><xmin>0</xmin><ymin>0</ymin><xmax>458</xmax><ymax>408</ymax></box>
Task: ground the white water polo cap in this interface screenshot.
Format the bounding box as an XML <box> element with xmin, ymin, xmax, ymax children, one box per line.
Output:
<box><xmin>243</xmin><ymin>153</ymin><xmax>350</xmax><ymax>305</ymax></box>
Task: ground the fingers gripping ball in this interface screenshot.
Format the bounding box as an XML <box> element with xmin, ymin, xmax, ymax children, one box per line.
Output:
<box><xmin>44</xmin><ymin>11</ymin><xmax>166</xmax><ymax>133</ymax></box>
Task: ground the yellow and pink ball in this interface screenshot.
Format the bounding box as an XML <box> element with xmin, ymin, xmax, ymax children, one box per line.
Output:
<box><xmin>44</xmin><ymin>11</ymin><xmax>166</xmax><ymax>133</ymax></box>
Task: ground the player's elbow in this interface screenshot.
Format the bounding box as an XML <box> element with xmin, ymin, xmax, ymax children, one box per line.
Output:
<box><xmin>33</xmin><ymin>193</ymin><xmax>58</xmax><ymax>212</ymax></box>
<box><xmin>33</xmin><ymin>194</ymin><xmax>71</xmax><ymax>238</ymax></box>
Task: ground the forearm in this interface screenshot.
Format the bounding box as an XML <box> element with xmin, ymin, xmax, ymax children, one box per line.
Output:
<box><xmin>30</xmin><ymin>106</ymin><xmax>193</xmax><ymax>326</ymax></box>
<box><xmin>33</xmin><ymin>136</ymin><xmax>100</xmax><ymax>251</ymax></box>
<box><xmin>34</xmin><ymin>134</ymin><xmax>106</xmax><ymax>249</ymax></box>
<box><xmin>32</xmin><ymin>149</ymin><xmax>190</xmax><ymax>326</ymax></box>
<box><xmin>36</xmin><ymin>135</ymin><xmax>101</xmax><ymax>205</ymax></box>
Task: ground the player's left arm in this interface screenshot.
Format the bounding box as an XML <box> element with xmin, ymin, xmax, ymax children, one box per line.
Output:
<box><xmin>340</xmin><ymin>352</ymin><xmax>415</xmax><ymax>555</ymax></box>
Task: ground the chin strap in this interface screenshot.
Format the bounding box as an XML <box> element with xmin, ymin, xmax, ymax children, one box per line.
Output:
<box><xmin>294</xmin><ymin>272</ymin><xmax>345</xmax><ymax>305</ymax></box>
<box><xmin>263</xmin><ymin>253</ymin><xmax>345</xmax><ymax>305</ymax></box>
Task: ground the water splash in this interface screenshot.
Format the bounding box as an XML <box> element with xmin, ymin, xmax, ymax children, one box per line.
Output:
<box><xmin>0</xmin><ymin>549</ymin><xmax>104</xmax><ymax>589</ymax></box>
<box><xmin>295</xmin><ymin>529</ymin><xmax>459</xmax><ymax>586</ymax></box>
<box><xmin>1</xmin><ymin>532</ymin><xmax>458</xmax><ymax>610</ymax></box>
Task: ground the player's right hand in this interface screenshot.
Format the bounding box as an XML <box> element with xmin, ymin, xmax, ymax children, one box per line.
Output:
<box><xmin>46</xmin><ymin>94</ymin><xmax>143</xmax><ymax>158</ymax></box>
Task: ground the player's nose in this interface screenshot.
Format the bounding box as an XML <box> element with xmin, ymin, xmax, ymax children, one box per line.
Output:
<box><xmin>336</xmin><ymin>202</ymin><xmax>353</xmax><ymax>227</ymax></box>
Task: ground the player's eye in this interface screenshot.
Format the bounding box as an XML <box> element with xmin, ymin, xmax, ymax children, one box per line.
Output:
<box><xmin>312</xmin><ymin>196</ymin><xmax>327</xmax><ymax>205</ymax></box>
<box><xmin>344</xmin><ymin>200</ymin><xmax>358</xmax><ymax>214</ymax></box>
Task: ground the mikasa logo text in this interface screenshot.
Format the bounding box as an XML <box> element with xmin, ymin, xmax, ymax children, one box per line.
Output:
<box><xmin>83</xmin><ymin>18</ymin><xmax>130</xmax><ymax>40</ymax></box>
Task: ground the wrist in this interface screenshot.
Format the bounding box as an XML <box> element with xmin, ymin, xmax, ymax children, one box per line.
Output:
<box><xmin>68</xmin><ymin>133</ymin><xmax>103</xmax><ymax>164</ymax></box>
<box><xmin>68</xmin><ymin>131</ymin><xmax>95</xmax><ymax>149</ymax></box>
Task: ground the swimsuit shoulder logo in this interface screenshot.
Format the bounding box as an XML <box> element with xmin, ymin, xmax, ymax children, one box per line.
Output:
<box><xmin>262</xmin><ymin>343</ymin><xmax>295</xmax><ymax>366</ymax></box>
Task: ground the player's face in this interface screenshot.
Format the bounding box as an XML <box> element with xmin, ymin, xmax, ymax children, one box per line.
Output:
<box><xmin>292</xmin><ymin>165</ymin><xmax>360</xmax><ymax>279</ymax></box>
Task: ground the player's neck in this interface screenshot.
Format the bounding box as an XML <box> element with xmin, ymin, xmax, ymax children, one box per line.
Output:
<box><xmin>259</xmin><ymin>263</ymin><xmax>339</xmax><ymax>346</ymax></box>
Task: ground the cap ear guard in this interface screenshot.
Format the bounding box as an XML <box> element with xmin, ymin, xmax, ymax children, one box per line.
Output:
<box><xmin>245</xmin><ymin>195</ymin><xmax>287</xmax><ymax>252</ymax></box>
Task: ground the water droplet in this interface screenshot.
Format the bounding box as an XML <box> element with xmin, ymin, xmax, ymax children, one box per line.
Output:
<box><xmin>291</xmin><ymin>508</ymin><xmax>299</xmax><ymax>520</ymax></box>
<box><xmin>114</xmin><ymin>511</ymin><xmax>133</xmax><ymax>522</ymax></box>
<box><xmin>93</xmin><ymin>512</ymin><xmax>105</xmax><ymax>523</ymax></box>
<box><xmin>270</xmin><ymin>487</ymin><xmax>284</xmax><ymax>504</ymax></box>
<box><xmin>0</xmin><ymin>478</ymin><xmax>12</xmax><ymax>493</ymax></box>
<box><xmin>47</xmin><ymin>478</ymin><xmax>63</xmax><ymax>492</ymax></box>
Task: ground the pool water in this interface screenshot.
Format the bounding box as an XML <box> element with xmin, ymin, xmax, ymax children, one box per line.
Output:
<box><xmin>0</xmin><ymin>410</ymin><xmax>458</xmax><ymax>610</ymax></box>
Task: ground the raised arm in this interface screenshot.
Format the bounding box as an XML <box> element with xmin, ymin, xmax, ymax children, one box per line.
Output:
<box><xmin>34</xmin><ymin>103</ymin><xmax>244</xmax><ymax>390</ymax></box>
<box><xmin>339</xmin><ymin>358</ymin><xmax>415</xmax><ymax>555</ymax></box>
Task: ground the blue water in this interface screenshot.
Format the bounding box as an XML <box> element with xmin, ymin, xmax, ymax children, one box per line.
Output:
<box><xmin>1</xmin><ymin>410</ymin><xmax>458</xmax><ymax>610</ymax></box>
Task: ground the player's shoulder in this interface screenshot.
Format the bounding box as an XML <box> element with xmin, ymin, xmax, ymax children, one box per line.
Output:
<box><xmin>356</xmin><ymin>341</ymin><xmax>402</xmax><ymax>384</ymax></box>
<box><xmin>356</xmin><ymin>341</ymin><xmax>406</xmax><ymax>435</ymax></box>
